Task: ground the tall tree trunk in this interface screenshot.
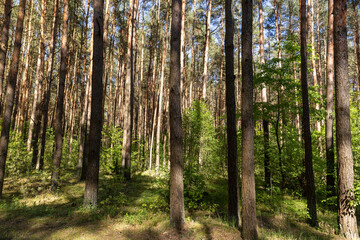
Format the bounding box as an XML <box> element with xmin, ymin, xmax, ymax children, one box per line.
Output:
<box><xmin>0</xmin><ymin>0</ymin><xmax>26</xmax><ymax>198</ymax></box>
<box><xmin>38</xmin><ymin>0</ymin><xmax>59</xmax><ymax>170</ymax></box>
<box><xmin>84</xmin><ymin>0</ymin><xmax>104</xmax><ymax>207</ymax></box>
<box><xmin>225</xmin><ymin>0</ymin><xmax>239</xmax><ymax>226</ymax></box>
<box><xmin>259</xmin><ymin>0</ymin><xmax>270</xmax><ymax>189</ymax></box>
<box><xmin>353</xmin><ymin>1</ymin><xmax>360</xmax><ymax>91</ymax></box>
<box><xmin>30</xmin><ymin>0</ymin><xmax>47</xmax><ymax>168</ymax></box>
<box><xmin>300</xmin><ymin>0</ymin><xmax>318</xmax><ymax>227</ymax></box>
<box><xmin>180</xmin><ymin>0</ymin><xmax>186</xmax><ymax>109</ymax></box>
<box><xmin>155</xmin><ymin>0</ymin><xmax>170</xmax><ymax>175</ymax></box>
<box><xmin>0</xmin><ymin>0</ymin><xmax>12</xmax><ymax>117</ymax></box>
<box><xmin>121</xmin><ymin>0</ymin><xmax>136</xmax><ymax>180</ymax></box>
<box><xmin>51</xmin><ymin>0</ymin><xmax>69</xmax><ymax>191</ymax></box>
<box><xmin>326</xmin><ymin>0</ymin><xmax>335</xmax><ymax>198</ymax></box>
<box><xmin>201</xmin><ymin>0</ymin><xmax>212</xmax><ymax>100</ymax></box>
<box><xmin>334</xmin><ymin>1</ymin><xmax>359</xmax><ymax>238</ymax></box>
<box><xmin>241</xmin><ymin>0</ymin><xmax>257</xmax><ymax>239</ymax></box>
<box><xmin>169</xmin><ymin>0</ymin><xmax>185</xmax><ymax>230</ymax></box>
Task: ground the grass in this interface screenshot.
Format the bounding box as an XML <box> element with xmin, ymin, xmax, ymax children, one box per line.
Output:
<box><xmin>0</xmin><ymin>170</ymin><xmax>347</xmax><ymax>240</ymax></box>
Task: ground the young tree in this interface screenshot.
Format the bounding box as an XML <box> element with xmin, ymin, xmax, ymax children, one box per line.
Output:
<box><xmin>169</xmin><ymin>0</ymin><xmax>185</xmax><ymax>230</ymax></box>
<box><xmin>0</xmin><ymin>0</ymin><xmax>12</xmax><ymax>116</ymax></box>
<box><xmin>0</xmin><ymin>0</ymin><xmax>26</xmax><ymax>198</ymax></box>
<box><xmin>334</xmin><ymin>0</ymin><xmax>359</xmax><ymax>238</ymax></box>
<box><xmin>300</xmin><ymin>0</ymin><xmax>318</xmax><ymax>227</ymax></box>
<box><xmin>84</xmin><ymin>0</ymin><xmax>104</xmax><ymax>207</ymax></box>
<box><xmin>325</xmin><ymin>0</ymin><xmax>335</xmax><ymax>197</ymax></box>
<box><xmin>241</xmin><ymin>0</ymin><xmax>257</xmax><ymax>238</ymax></box>
<box><xmin>51</xmin><ymin>0</ymin><xmax>69</xmax><ymax>191</ymax></box>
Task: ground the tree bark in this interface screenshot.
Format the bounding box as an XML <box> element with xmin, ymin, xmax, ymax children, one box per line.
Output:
<box><xmin>0</xmin><ymin>0</ymin><xmax>12</xmax><ymax>117</ymax></box>
<box><xmin>300</xmin><ymin>0</ymin><xmax>318</xmax><ymax>227</ymax></box>
<box><xmin>51</xmin><ymin>0</ymin><xmax>69</xmax><ymax>191</ymax></box>
<box><xmin>201</xmin><ymin>0</ymin><xmax>212</xmax><ymax>100</ymax></box>
<box><xmin>334</xmin><ymin>1</ymin><xmax>359</xmax><ymax>238</ymax></box>
<box><xmin>241</xmin><ymin>0</ymin><xmax>257</xmax><ymax>239</ymax></box>
<box><xmin>169</xmin><ymin>0</ymin><xmax>185</xmax><ymax>230</ymax></box>
<box><xmin>84</xmin><ymin>0</ymin><xmax>104</xmax><ymax>207</ymax></box>
<box><xmin>353</xmin><ymin>1</ymin><xmax>360</xmax><ymax>91</ymax></box>
<box><xmin>0</xmin><ymin>0</ymin><xmax>26</xmax><ymax>198</ymax></box>
<box><xmin>121</xmin><ymin>0</ymin><xmax>136</xmax><ymax>180</ymax></box>
<box><xmin>225</xmin><ymin>0</ymin><xmax>239</xmax><ymax>226</ymax></box>
<box><xmin>326</xmin><ymin>0</ymin><xmax>335</xmax><ymax>198</ymax></box>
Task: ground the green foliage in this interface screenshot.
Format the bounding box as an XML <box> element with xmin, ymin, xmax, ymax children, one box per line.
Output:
<box><xmin>183</xmin><ymin>100</ymin><xmax>223</xmax><ymax>176</ymax></box>
<box><xmin>100</xmin><ymin>125</ymin><xmax>123</xmax><ymax>174</ymax></box>
<box><xmin>6</xmin><ymin>131</ymin><xmax>31</xmax><ymax>175</ymax></box>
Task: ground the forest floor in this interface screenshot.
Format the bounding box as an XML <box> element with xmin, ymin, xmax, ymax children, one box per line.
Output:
<box><xmin>0</xmin><ymin>170</ymin><xmax>347</xmax><ymax>240</ymax></box>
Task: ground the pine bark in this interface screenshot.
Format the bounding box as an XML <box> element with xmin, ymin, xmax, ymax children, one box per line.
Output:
<box><xmin>0</xmin><ymin>0</ymin><xmax>12</xmax><ymax>117</ymax></box>
<box><xmin>241</xmin><ymin>0</ymin><xmax>257</xmax><ymax>238</ymax></box>
<box><xmin>201</xmin><ymin>0</ymin><xmax>212</xmax><ymax>100</ymax></box>
<box><xmin>84</xmin><ymin>0</ymin><xmax>104</xmax><ymax>207</ymax></box>
<box><xmin>225</xmin><ymin>0</ymin><xmax>239</xmax><ymax>226</ymax></box>
<box><xmin>326</xmin><ymin>0</ymin><xmax>335</xmax><ymax>198</ymax></box>
<box><xmin>300</xmin><ymin>0</ymin><xmax>318</xmax><ymax>227</ymax></box>
<box><xmin>334</xmin><ymin>0</ymin><xmax>359</xmax><ymax>238</ymax></box>
<box><xmin>51</xmin><ymin>0</ymin><xmax>69</xmax><ymax>191</ymax></box>
<box><xmin>169</xmin><ymin>0</ymin><xmax>185</xmax><ymax>230</ymax></box>
<box><xmin>0</xmin><ymin>0</ymin><xmax>26</xmax><ymax>198</ymax></box>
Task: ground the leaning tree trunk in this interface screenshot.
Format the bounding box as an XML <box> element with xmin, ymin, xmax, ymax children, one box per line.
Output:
<box><xmin>169</xmin><ymin>0</ymin><xmax>185</xmax><ymax>231</ymax></box>
<box><xmin>51</xmin><ymin>0</ymin><xmax>69</xmax><ymax>191</ymax></box>
<box><xmin>225</xmin><ymin>0</ymin><xmax>240</xmax><ymax>226</ymax></box>
<box><xmin>334</xmin><ymin>0</ymin><xmax>359</xmax><ymax>238</ymax></box>
<box><xmin>84</xmin><ymin>0</ymin><xmax>104</xmax><ymax>208</ymax></box>
<box><xmin>0</xmin><ymin>0</ymin><xmax>13</xmax><ymax>117</ymax></box>
<box><xmin>300</xmin><ymin>0</ymin><xmax>318</xmax><ymax>227</ymax></box>
<box><xmin>0</xmin><ymin>0</ymin><xmax>26</xmax><ymax>198</ymax></box>
<box><xmin>241</xmin><ymin>0</ymin><xmax>257</xmax><ymax>239</ymax></box>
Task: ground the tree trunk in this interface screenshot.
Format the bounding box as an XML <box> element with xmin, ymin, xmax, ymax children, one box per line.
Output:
<box><xmin>241</xmin><ymin>0</ymin><xmax>257</xmax><ymax>239</ymax></box>
<box><xmin>259</xmin><ymin>0</ymin><xmax>270</xmax><ymax>189</ymax></box>
<box><xmin>201</xmin><ymin>0</ymin><xmax>212</xmax><ymax>100</ymax></box>
<box><xmin>0</xmin><ymin>0</ymin><xmax>26</xmax><ymax>198</ymax></box>
<box><xmin>0</xmin><ymin>0</ymin><xmax>12</xmax><ymax>117</ymax></box>
<box><xmin>326</xmin><ymin>0</ymin><xmax>335</xmax><ymax>198</ymax></box>
<box><xmin>353</xmin><ymin>1</ymin><xmax>360</xmax><ymax>91</ymax></box>
<box><xmin>51</xmin><ymin>0</ymin><xmax>69</xmax><ymax>191</ymax></box>
<box><xmin>225</xmin><ymin>0</ymin><xmax>239</xmax><ymax>226</ymax></box>
<box><xmin>300</xmin><ymin>0</ymin><xmax>318</xmax><ymax>227</ymax></box>
<box><xmin>84</xmin><ymin>0</ymin><xmax>104</xmax><ymax>207</ymax></box>
<box><xmin>38</xmin><ymin>0</ymin><xmax>59</xmax><ymax>170</ymax></box>
<box><xmin>121</xmin><ymin>0</ymin><xmax>136</xmax><ymax>180</ymax></box>
<box><xmin>334</xmin><ymin>1</ymin><xmax>359</xmax><ymax>238</ymax></box>
<box><xmin>169</xmin><ymin>0</ymin><xmax>185</xmax><ymax>230</ymax></box>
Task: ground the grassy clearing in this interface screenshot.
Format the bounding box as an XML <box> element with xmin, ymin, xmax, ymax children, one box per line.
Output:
<box><xmin>0</xmin><ymin>171</ymin><xmax>346</xmax><ymax>240</ymax></box>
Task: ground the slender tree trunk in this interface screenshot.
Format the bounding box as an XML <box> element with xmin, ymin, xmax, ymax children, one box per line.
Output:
<box><xmin>326</xmin><ymin>0</ymin><xmax>335</xmax><ymax>198</ymax></box>
<box><xmin>241</xmin><ymin>0</ymin><xmax>257</xmax><ymax>239</ymax></box>
<box><xmin>334</xmin><ymin>1</ymin><xmax>359</xmax><ymax>238</ymax></box>
<box><xmin>169</xmin><ymin>0</ymin><xmax>185</xmax><ymax>230</ymax></box>
<box><xmin>180</xmin><ymin>0</ymin><xmax>186</xmax><ymax>109</ymax></box>
<box><xmin>225</xmin><ymin>0</ymin><xmax>239</xmax><ymax>226</ymax></box>
<box><xmin>51</xmin><ymin>0</ymin><xmax>69</xmax><ymax>191</ymax></box>
<box><xmin>38</xmin><ymin>0</ymin><xmax>59</xmax><ymax>170</ymax></box>
<box><xmin>201</xmin><ymin>0</ymin><xmax>212</xmax><ymax>100</ymax></box>
<box><xmin>155</xmin><ymin>0</ymin><xmax>170</xmax><ymax>175</ymax></box>
<box><xmin>259</xmin><ymin>0</ymin><xmax>270</xmax><ymax>189</ymax></box>
<box><xmin>84</xmin><ymin>0</ymin><xmax>104</xmax><ymax>207</ymax></box>
<box><xmin>300</xmin><ymin>0</ymin><xmax>318</xmax><ymax>227</ymax></box>
<box><xmin>0</xmin><ymin>0</ymin><xmax>26</xmax><ymax>198</ymax></box>
<box><xmin>353</xmin><ymin>1</ymin><xmax>360</xmax><ymax>91</ymax></box>
<box><xmin>0</xmin><ymin>0</ymin><xmax>12</xmax><ymax>117</ymax></box>
<box><xmin>121</xmin><ymin>0</ymin><xmax>136</xmax><ymax>180</ymax></box>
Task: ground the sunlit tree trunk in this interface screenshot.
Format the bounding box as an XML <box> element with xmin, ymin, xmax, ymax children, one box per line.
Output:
<box><xmin>51</xmin><ymin>0</ymin><xmax>69</xmax><ymax>191</ymax></box>
<box><xmin>84</xmin><ymin>0</ymin><xmax>104</xmax><ymax>207</ymax></box>
<box><xmin>334</xmin><ymin>0</ymin><xmax>359</xmax><ymax>238</ymax></box>
<box><xmin>0</xmin><ymin>0</ymin><xmax>26</xmax><ymax>198</ymax></box>
<box><xmin>241</xmin><ymin>0</ymin><xmax>257</xmax><ymax>238</ymax></box>
<box><xmin>201</xmin><ymin>0</ymin><xmax>212</xmax><ymax>100</ymax></box>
